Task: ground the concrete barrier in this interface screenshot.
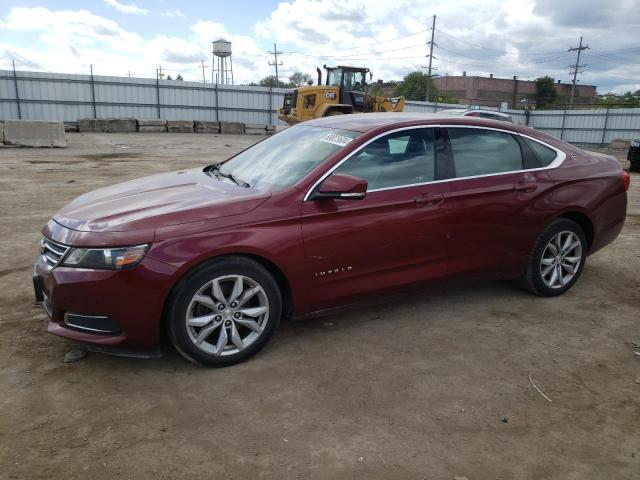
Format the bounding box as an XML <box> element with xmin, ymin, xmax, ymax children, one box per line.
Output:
<box><xmin>107</xmin><ymin>118</ymin><xmax>137</xmax><ymax>133</ymax></box>
<box><xmin>245</xmin><ymin>123</ymin><xmax>268</xmax><ymax>135</ymax></box>
<box><xmin>3</xmin><ymin>120</ymin><xmax>66</xmax><ymax>147</ymax></box>
<box><xmin>78</xmin><ymin>118</ymin><xmax>109</xmax><ymax>133</ymax></box>
<box><xmin>138</xmin><ymin>119</ymin><xmax>166</xmax><ymax>127</ymax></box>
<box><xmin>167</xmin><ymin>120</ymin><xmax>194</xmax><ymax>133</ymax></box>
<box><xmin>220</xmin><ymin>122</ymin><xmax>245</xmax><ymax>135</ymax></box>
<box><xmin>611</xmin><ymin>139</ymin><xmax>631</xmax><ymax>149</ymax></box>
<box><xmin>195</xmin><ymin>121</ymin><xmax>220</xmax><ymax>133</ymax></box>
<box><xmin>139</xmin><ymin>126</ymin><xmax>167</xmax><ymax>133</ymax></box>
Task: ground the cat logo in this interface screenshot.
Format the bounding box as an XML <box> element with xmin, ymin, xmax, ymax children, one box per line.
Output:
<box><xmin>325</xmin><ymin>92</ymin><xmax>337</xmax><ymax>100</ymax></box>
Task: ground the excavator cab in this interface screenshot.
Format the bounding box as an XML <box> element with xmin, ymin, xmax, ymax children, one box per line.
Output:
<box><xmin>325</xmin><ymin>66</ymin><xmax>370</xmax><ymax>112</ymax></box>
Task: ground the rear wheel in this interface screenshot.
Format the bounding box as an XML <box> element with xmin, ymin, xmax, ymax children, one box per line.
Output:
<box><xmin>521</xmin><ymin>218</ymin><xmax>587</xmax><ymax>296</ymax></box>
<box><xmin>166</xmin><ymin>256</ymin><xmax>281</xmax><ymax>367</ymax></box>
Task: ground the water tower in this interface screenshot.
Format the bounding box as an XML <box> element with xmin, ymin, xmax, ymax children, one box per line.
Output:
<box><xmin>212</xmin><ymin>39</ymin><xmax>234</xmax><ymax>85</ymax></box>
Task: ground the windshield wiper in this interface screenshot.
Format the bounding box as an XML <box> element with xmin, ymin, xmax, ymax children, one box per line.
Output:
<box><xmin>220</xmin><ymin>171</ymin><xmax>250</xmax><ymax>188</ymax></box>
<box><xmin>205</xmin><ymin>164</ymin><xmax>250</xmax><ymax>188</ymax></box>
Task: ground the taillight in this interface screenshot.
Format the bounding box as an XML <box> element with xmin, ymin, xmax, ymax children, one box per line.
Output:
<box><xmin>623</xmin><ymin>170</ymin><xmax>631</xmax><ymax>192</ymax></box>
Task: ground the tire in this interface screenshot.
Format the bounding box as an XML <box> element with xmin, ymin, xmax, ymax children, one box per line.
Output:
<box><xmin>521</xmin><ymin>218</ymin><xmax>587</xmax><ymax>297</ymax></box>
<box><xmin>166</xmin><ymin>256</ymin><xmax>282</xmax><ymax>367</ymax></box>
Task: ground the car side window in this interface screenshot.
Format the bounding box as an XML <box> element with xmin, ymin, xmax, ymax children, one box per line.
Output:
<box><xmin>522</xmin><ymin>137</ymin><xmax>558</xmax><ymax>167</ymax></box>
<box><xmin>447</xmin><ymin>128</ymin><xmax>524</xmax><ymax>178</ymax></box>
<box><xmin>334</xmin><ymin>129</ymin><xmax>436</xmax><ymax>190</ymax></box>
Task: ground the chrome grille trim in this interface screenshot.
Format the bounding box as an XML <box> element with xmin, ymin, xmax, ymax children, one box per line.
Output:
<box><xmin>40</xmin><ymin>238</ymin><xmax>69</xmax><ymax>268</ymax></box>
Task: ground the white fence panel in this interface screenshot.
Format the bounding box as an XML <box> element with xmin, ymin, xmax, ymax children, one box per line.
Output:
<box><xmin>1</xmin><ymin>70</ymin><xmax>640</xmax><ymax>141</ymax></box>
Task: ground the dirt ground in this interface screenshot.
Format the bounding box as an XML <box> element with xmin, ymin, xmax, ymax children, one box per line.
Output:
<box><xmin>0</xmin><ymin>133</ymin><xmax>638</xmax><ymax>480</ymax></box>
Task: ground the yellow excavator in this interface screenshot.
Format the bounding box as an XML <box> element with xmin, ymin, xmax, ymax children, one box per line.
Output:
<box><xmin>277</xmin><ymin>65</ymin><xmax>405</xmax><ymax>125</ymax></box>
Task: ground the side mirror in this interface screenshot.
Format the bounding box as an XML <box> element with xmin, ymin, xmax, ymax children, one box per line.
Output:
<box><xmin>310</xmin><ymin>173</ymin><xmax>367</xmax><ymax>200</ymax></box>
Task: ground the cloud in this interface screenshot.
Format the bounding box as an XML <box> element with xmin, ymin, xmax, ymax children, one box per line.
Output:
<box><xmin>161</xmin><ymin>10</ymin><xmax>185</xmax><ymax>18</ymax></box>
<box><xmin>254</xmin><ymin>0</ymin><xmax>640</xmax><ymax>93</ymax></box>
<box><xmin>2</xmin><ymin>49</ymin><xmax>41</xmax><ymax>70</ymax></box>
<box><xmin>103</xmin><ymin>0</ymin><xmax>149</xmax><ymax>16</ymax></box>
<box><xmin>0</xmin><ymin>2</ymin><xmax>638</xmax><ymax>93</ymax></box>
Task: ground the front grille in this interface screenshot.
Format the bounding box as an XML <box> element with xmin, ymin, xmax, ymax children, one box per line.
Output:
<box><xmin>283</xmin><ymin>90</ymin><xmax>297</xmax><ymax>108</ymax></box>
<box><xmin>40</xmin><ymin>237</ymin><xmax>69</xmax><ymax>268</ymax></box>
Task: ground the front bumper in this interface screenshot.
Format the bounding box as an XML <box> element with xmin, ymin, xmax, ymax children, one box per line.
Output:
<box><xmin>628</xmin><ymin>146</ymin><xmax>640</xmax><ymax>171</ymax></box>
<box><xmin>33</xmin><ymin>250</ymin><xmax>177</xmax><ymax>354</ymax></box>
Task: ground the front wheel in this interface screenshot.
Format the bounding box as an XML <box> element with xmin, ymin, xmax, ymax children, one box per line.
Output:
<box><xmin>521</xmin><ymin>218</ymin><xmax>587</xmax><ymax>296</ymax></box>
<box><xmin>166</xmin><ymin>256</ymin><xmax>282</xmax><ymax>367</ymax></box>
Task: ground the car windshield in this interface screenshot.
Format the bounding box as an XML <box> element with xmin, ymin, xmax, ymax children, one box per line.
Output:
<box><xmin>217</xmin><ymin>125</ymin><xmax>360</xmax><ymax>192</ymax></box>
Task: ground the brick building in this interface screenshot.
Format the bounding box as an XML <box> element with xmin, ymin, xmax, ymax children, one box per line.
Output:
<box><xmin>431</xmin><ymin>73</ymin><xmax>596</xmax><ymax>109</ymax></box>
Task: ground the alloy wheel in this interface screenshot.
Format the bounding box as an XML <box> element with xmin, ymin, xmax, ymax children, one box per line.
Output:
<box><xmin>539</xmin><ymin>230</ymin><xmax>583</xmax><ymax>289</ymax></box>
<box><xmin>186</xmin><ymin>275</ymin><xmax>269</xmax><ymax>356</ymax></box>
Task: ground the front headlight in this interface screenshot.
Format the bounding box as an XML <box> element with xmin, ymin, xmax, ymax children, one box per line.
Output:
<box><xmin>61</xmin><ymin>244</ymin><xmax>149</xmax><ymax>270</ymax></box>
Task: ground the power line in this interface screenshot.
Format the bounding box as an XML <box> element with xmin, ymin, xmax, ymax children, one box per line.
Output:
<box><xmin>434</xmin><ymin>28</ymin><xmax>566</xmax><ymax>56</ymax></box>
<box><xmin>285</xmin><ymin>43</ymin><xmax>426</xmax><ymax>58</ymax></box>
<box><xmin>285</xmin><ymin>29</ymin><xmax>427</xmax><ymax>54</ymax></box>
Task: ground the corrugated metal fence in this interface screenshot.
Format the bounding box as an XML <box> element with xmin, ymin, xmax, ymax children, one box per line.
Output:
<box><xmin>1</xmin><ymin>69</ymin><xmax>639</xmax><ymax>143</ymax></box>
<box><xmin>405</xmin><ymin>101</ymin><xmax>640</xmax><ymax>144</ymax></box>
<box><xmin>0</xmin><ymin>69</ymin><xmax>288</xmax><ymax>125</ymax></box>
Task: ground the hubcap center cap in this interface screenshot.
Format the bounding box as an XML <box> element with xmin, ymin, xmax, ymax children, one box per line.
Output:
<box><xmin>222</xmin><ymin>309</ymin><xmax>234</xmax><ymax>321</ymax></box>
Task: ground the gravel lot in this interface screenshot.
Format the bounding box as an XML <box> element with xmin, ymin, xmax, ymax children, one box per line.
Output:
<box><xmin>1</xmin><ymin>133</ymin><xmax>638</xmax><ymax>479</ymax></box>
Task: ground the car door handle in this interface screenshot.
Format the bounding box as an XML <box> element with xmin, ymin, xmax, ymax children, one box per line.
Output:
<box><xmin>514</xmin><ymin>176</ymin><xmax>537</xmax><ymax>193</ymax></box>
<box><xmin>414</xmin><ymin>193</ymin><xmax>445</xmax><ymax>206</ymax></box>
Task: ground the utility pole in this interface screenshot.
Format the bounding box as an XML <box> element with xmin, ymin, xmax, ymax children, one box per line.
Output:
<box><xmin>200</xmin><ymin>60</ymin><xmax>209</xmax><ymax>83</ymax></box>
<box><xmin>568</xmin><ymin>36</ymin><xmax>589</xmax><ymax>107</ymax></box>
<box><xmin>424</xmin><ymin>15</ymin><xmax>437</xmax><ymax>103</ymax></box>
<box><xmin>268</xmin><ymin>43</ymin><xmax>283</xmax><ymax>87</ymax></box>
<box><xmin>157</xmin><ymin>64</ymin><xmax>164</xmax><ymax>79</ymax></box>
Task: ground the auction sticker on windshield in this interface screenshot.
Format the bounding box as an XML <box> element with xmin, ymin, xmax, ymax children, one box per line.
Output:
<box><xmin>320</xmin><ymin>133</ymin><xmax>354</xmax><ymax>147</ymax></box>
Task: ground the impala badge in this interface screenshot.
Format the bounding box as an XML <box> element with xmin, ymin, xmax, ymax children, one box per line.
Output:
<box><xmin>314</xmin><ymin>266</ymin><xmax>353</xmax><ymax>278</ymax></box>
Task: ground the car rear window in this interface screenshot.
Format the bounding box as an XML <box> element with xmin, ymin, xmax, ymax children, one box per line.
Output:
<box><xmin>522</xmin><ymin>137</ymin><xmax>558</xmax><ymax>167</ymax></box>
<box><xmin>448</xmin><ymin>128</ymin><xmax>523</xmax><ymax>178</ymax></box>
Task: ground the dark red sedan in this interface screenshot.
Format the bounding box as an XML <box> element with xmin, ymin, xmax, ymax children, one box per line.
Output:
<box><xmin>34</xmin><ymin>113</ymin><xmax>630</xmax><ymax>366</ymax></box>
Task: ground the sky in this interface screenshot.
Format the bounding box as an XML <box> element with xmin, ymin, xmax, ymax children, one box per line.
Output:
<box><xmin>0</xmin><ymin>0</ymin><xmax>638</xmax><ymax>93</ymax></box>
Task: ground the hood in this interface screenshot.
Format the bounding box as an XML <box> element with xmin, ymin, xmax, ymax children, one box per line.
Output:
<box><xmin>54</xmin><ymin>168</ymin><xmax>270</xmax><ymax>233</ymax></box>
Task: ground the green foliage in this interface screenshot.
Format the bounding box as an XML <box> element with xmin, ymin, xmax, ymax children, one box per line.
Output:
<box><xmin>394</xmin><ymin>71</ymin><xmax>439</xmax><ymax>101</ymax></box>
<box><xmin>595</xmin><ymin>90</ymin><xmax>640</xmax><ymax>108</ymax></box>
<box><xmin>534</xmin><ymin>76</ymin><xmax>557</xmax><ymax>107</ymax></box>
<box><xmin>176</xmin><ymin>74</ymin><xmax>183</xmax><ymax>81</ymax></box>
<box><xmin>289</xmin><ymin>71</ymin><xmax>313</xmax><ymax>87</ymax></box>
<box><xmin>258</xmin><ymin>75</ymin><xmax>289</xmax><ymax>88</ymax></box>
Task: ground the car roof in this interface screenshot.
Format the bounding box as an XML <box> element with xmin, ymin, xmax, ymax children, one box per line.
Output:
<box><xmin>444</xmin><ymin>109</ymin><xmax>512</xmax><ymax>117</ymax></box>
<box><xmin>304</xmin><ymin>112</ymin><xmax>522</xmax><ymax>133</ymax></box>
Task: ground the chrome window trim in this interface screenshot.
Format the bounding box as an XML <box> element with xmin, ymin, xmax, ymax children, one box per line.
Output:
<box><xmin>303</xmin><ymin>124</ymin><xmax>566</xmax><ymax>200</ymax></box>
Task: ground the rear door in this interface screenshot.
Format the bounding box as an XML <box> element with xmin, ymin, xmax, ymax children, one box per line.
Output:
<box><xmin>300</xmin><ymin>127</ymin><xmax>451</xmax><ymax>310</ymax></box>
<box><xmin>442</xmin><ymin>126</ymin><xmax>554</xmax><ymax>277</ymax></box>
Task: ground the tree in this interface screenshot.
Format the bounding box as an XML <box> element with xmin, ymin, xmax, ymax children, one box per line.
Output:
<box><xmin>176</xmin><ymin>74</ymin><xmax>184</xmax><ymax>81</ymax></box>
<box><xmin>166</xmin><ymin>74</ymin><xmax>173</xmax><ymax>80</ymax></box>
<box><xmin>289</xmin><ymin>71</ymin><xmax>313</xmax><ymax>87</ymax></box>
<box><xmin>258</xmin><ymin>75</ymin><xmax>289</xmax><ymax>88</ymax></box>
<box><xmin>394</xmin><ymin>71</ymin><xmax>439</xmax><ymax>101</ymax></box>
<box><xmin>534</xmin><ymin>76</ymin><xmax>557</xmax><ymax>107</ymax></box>
<box><xmin>596</xmin><ymin>90</ymin><xmax>640</xmax><ymax>108</ymax></box>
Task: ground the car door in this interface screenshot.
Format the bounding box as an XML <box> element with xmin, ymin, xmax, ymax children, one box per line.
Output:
<box><xmin>300</xmin><ymin>127</ymin><xmax>451</xmax><ymax>310</ymax></box>
<box><xmin>442</xmin><ymin>126</ymin><xmax>554</xmax><ymax>277</ymax></box>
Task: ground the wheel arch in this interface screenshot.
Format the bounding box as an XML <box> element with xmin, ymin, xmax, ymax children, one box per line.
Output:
<box><xmin>160</xmin><ymin>251</ymin><xmax>294</xmax><ymax>335</ymax></box>
<box><xmin>556</xmin><ymin>210</ymin><xmax>595</xmax><ymax>251</ymax></box>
